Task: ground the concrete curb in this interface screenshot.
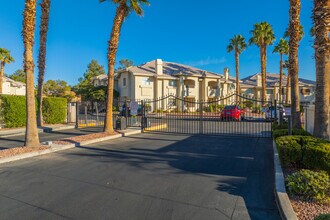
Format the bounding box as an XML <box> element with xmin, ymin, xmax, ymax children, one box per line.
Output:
<box><xmin>0</xmin><ymin>128</ymin><xmax>44</xmax><ymax>138</ymax></box>
<box><xmin>43</xmin><ymin>125</ymin><xmax>76</xmax><ymax>133</ymax></box>
<box><xmin>0</xmin><ymin>125</ymin><xmax>75</xmax><ymax>138</ymax></box>
<box><xmin>273</xmin><ymin>140</ymin><xmax>298</xmax><ymax>220</ymax></box>
<box><xmin>0</xmin><ymin>129</ymin><xmax>142</xmax><ymax>165</ymax></box>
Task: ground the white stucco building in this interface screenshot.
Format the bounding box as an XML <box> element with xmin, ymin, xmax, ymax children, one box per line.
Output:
<box><xmin>1</xmin><ymin>77</ymin><xmax>26</xmax><ymax>96</ymax></box>
<box><xmin>92</xmin><ymin>59</ymin><xmax>237</xmax><ymax>103</ymax></box>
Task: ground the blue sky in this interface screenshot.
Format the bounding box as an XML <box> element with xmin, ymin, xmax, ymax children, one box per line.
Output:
<box><xmin>0</xmin><ymin>0</ymin><xmax>315</xmax><ymax>85</ymax></box>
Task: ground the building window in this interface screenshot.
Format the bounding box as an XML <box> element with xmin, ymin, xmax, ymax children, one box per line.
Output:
<box><xmin>244</xmin><ymin>89</ymin><xmax>253</xmax><ymax>94</ymax></box>
<box><xmin>141</xmin><ymin>78</ymin><xmax>151</xmax><ymax>86</ymax></box>
<box><xmin>123</xmin><ymin>78</ymin><xmax>126</xmax><ymax>86</ymax></box>
<box><xmin>266</xmin><ymin>89</ymin><xmax>273</xmax><ymax>95</ymax></box>
<box><xmin>169</xmin><ymin>80</ymin><xmax>177</xmax><ymax>87</ymax></box>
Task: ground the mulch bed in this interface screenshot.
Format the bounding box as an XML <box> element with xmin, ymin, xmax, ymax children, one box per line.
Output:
<box><xmin>53</xmin><ymin>132</ymin><xmax>119</xmax><ymax>145</ymax></box>
<box><xmin>283</xmin><ymin>167</ymin><xmax>330</xmax><ymax>220</ymax></box>
<box><xmin>0</xmin><ymin>146</ymin><xmax>50</xmax><ymax>159</ymax></box>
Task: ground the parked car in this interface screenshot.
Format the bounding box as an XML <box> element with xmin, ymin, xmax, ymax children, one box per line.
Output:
<box><xmin>220</xmin><ymin>105</ymin><xmax>244</xmax><ymax>121</ymax></box>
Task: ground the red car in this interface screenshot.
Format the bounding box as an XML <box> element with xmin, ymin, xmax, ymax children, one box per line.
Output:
<box><xmin>221</xmin><ymin>105</ymin><xmax>244</xmax><ymax>121</ymax></box>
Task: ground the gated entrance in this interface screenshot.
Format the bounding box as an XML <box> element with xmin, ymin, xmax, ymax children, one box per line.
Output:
<box><xmin>142</xmin><ymin>94</ymin><xmax>275</xmax><ymax>137</ymax></box>
<box><xmin>76</xmin><ymin>98</ymin><xmax>143</xmax><ymax>128</ymax></box>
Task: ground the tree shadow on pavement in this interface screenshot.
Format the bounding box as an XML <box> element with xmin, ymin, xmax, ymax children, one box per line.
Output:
<box><xmin>70</xmin><ymin>134</ymin><xmax>280</xmax><ymax>220</ymax></box>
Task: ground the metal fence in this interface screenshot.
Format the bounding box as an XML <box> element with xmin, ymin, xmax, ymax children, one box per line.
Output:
<box><xmin>141</xmin><ymin>94</ymin><xmax>275</xmax><ymax>137</ymax></box>
<box><xmin>76</xmin><ymin>98</ymin><xmax>143</xmax><ymax>129</ymax></box>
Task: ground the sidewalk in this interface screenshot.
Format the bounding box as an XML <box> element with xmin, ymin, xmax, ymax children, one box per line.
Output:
<box><xmin>0</xmin><ymin>124</ymin><xmax>76</xmax><ymax>138</ymax></box>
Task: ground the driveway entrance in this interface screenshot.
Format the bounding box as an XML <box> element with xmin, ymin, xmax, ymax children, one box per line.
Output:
<box><xmin>0</xmin><ymin>133</ymin><xmax>280</xmax><ymax>219</ymax></box>
<box><xmin>142</xmin><ymin>94</ymin><xmax>274</xmax><ymax>138</ymax></box>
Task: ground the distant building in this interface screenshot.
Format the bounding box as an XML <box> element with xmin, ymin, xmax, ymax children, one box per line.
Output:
<box><xmin>1</xmin><ymin>77</ymin><xmax>26</xmax><ymax>96</ymax></box>
<box><xmin>240</xmin><ymin>73</ymin><xmax>316</xmax><ymax>104</ymax></box>
<box><xmin>92</xmin><ymin>59</ymin><xmax>237</xmax><ymax>102</ymax></box>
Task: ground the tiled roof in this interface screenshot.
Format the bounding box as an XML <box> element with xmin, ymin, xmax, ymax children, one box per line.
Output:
<box><xmin>128</xmin><ymin>60</ymin><xmax>228</xmax><ymax>79</ymax></box>
<box><xmin>241</xmin><ymin>73</ymin><xmax>315</xmax><ymax>87</ymax></box>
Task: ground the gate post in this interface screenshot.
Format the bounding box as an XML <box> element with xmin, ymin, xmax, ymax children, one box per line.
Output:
<box><xmin>274</xmin><ymin>99</ymin><xmax>278</xmax><ymax>123</ymax></box>
<box><xmin>141</xmin><ymin>100</ymin><xmax>145</xmax><ymax>132</ymax></box>
<box><xmin>75</xmin><ymin>102</ymin><xmax>79</xmax><ymax>129</ymax></box>
<box><xmin>199</xmin><ymin>100</ymin><xmax>203</xmax><ymax>134</ymax></box>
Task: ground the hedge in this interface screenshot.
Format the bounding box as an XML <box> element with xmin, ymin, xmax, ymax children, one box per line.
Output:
<box><xmin>276</xmin><ymin>135</ymin><xmax>330</xmax><ymax>173</ymax></box>
<box><xmin>0</xmin><ymin>95</ymin><xmax>27</xmax><ymax>128</ymax></box>
<box><xmin>273</xmin><ymin>128</ymin><xmax>311</xmax><ymax>139</ymax></box>
<box><xmin>42</xmin><ymin>97</ymin><xmax>67</xmax><ymax>124</ymax></box>
<box><xmin>0</xmin><ymin>95</ymin><xmax>67</xmax><ymax>128</ymax></box>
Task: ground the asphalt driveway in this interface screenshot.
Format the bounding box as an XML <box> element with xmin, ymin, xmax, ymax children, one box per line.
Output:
<box><xmin>0</xmin><ymin>133</ymin><xmax>280</xmax><ymax>220</ymax></box>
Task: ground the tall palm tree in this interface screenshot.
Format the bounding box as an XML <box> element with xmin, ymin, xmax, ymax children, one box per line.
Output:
<box><xmin>100</xmin><ymin>0</ymin><xmax>149</xmax><ymax>133</ymax></box>
<box><xmin>249</xmin><ymin>22</ymin><xmax>276</xmax><ymax>103</ymax></box>
<box><xmin>289</xmin><ymin>0</ymin><xmax>303</xmax><ymax>129</ymax></box>
<box><xmin>313</xmin><ymin>0</ymin><xmax>330</xmax><ymax>139</ymax></box>
<box><xmin>0</xmin><ymin>49</ymin><xmax>15</xmax><ymax>95</ymax></box>
<box><xmin>283</xmin><ymin>60</ymin><xmax>291</xmax><ymax>104</ymax></box>
<box><xmin>37</xmin><ymin>0</ymin><xmax>51</xmax><ymax>127</ymax></box>
<box><xmin>273</xmin><ymin>39</ymin><xmax>289</xmax><ymax>103</ymax></box>
<box><xmin>23</xmin><ymin>0</ymin><xmax>40</xmax><ymax>147</ymax></box>
<box><xmin>227</xmin><ymin>35</ymin><xmax>247</xmax><ymax>99</ymax></box>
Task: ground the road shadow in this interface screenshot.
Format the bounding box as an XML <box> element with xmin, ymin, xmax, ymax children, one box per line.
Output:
<box><xmin>68</xmin><ymin>134</ymin><xmax>279</xmax><ymax>219</ymax></box>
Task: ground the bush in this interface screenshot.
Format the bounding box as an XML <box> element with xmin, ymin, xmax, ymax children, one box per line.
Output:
<box><xmin>0</xmin><ymin>95</ymin><xmax>68</xmax><ymax>127</ymax></box>
<box><xmin>286</xmin><ymin>170</ymin><xmax>330</xmax><ymax>204</ymax></box>
<box><xmin>304</xmin><ymin>142</ymin><xmax>330</xmax><ymax>174</ymax></box>
<box><xmin>315</xmin><ymin>214</ymin><xmax>330</xmax><ymax>220</ymax></box>
<box><xmin>273</xmin><ymin>128</ymin><xmax>311</xmax><ymax>139</ymax></box>
<box><xmin>42</xmin><ymin>97</ymin><xmax>67</xmax><ymax>124</ymax></box>
<box><xmin>276</xmin><ymin>135</ymin><xmax>330</xmax><ymax>173</ymax></box>
<box><xmin>276</xmin><ymin>136</ymin><xmax>304</xmax><ymax>167</ymax></box>
<box><xmin>0</xmin><ymin>95</ymin><xmax>28</xmax><ymax>128</ymax></box>
<box><xmin>272</xmin><ymin>122</ymin><xmax>288</xmax><ymax>130</ymax></box>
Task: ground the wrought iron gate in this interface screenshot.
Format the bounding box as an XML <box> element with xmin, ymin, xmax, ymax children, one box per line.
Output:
<box><xmin>141</xmin><ymin>94</ymin><xmax>275</xmax><ymax>137</ymax></box>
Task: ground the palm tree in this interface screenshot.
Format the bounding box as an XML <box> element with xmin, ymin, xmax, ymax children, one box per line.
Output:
<box><xmin>227</xmin><ymin>35</ymin><xmax>247</xmax><ymax>100</ymax></box>
<box><xmin>100</xmin><ymin>0</ymin><xmax>149</xmax><ymax>133</ymax></box>
<box><xmin>0</xmin><ymin>48</ymin><xmax>15</xmax><ymax>95</ymax></box>
<box><xmin>313</xmin><ymin>0</ymin><xmax>330</xmax><ymax>139</ymax></box>
<box><xmin>249</xmin><ymin>22</ymin><xmax>276</xmax><ymax>103</ymax></box>
<box><xmin>37</xmin><ymin>0</ymin><xmax>51</xmax><ymax>127</ymax></box>
<box><xmin>23</xmin><ymin>0</ymin><xmax>40</xmax><ymax>147</ymax></box>
<box><xmin>283</xmin><ymin>60</ymin><xmax>291</xmax><ymax>104</ymax></box>
<box><xmin>288</xmin><ymin>0</ymin><xmax>303</xmax><ymax>129</ymax></box>
<box><xmin>273</xmin><ymin>39</ymin><xmax>289</xmax><ymax>103</ymax></box>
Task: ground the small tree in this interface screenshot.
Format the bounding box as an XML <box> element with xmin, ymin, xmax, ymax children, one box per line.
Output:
<box><xmin>9</xmin><ymin>69</ymin><xmax>25</xmax><ymax>83</ymax></box>
<box><xmin>0</xmin><ymin>48</ymin><xmax>15</xmax><ymax>94</ymax></box>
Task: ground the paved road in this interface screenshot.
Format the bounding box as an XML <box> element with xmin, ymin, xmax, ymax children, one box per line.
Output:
<box><xmin>0</xmin><ymin>133</ymin><xmax>280</xmax><ymax>220</ymax></box>
<box><xmin>0</xmin><ymin>127</ymin><xmax>103</xmax><ymax>150</ymax></box>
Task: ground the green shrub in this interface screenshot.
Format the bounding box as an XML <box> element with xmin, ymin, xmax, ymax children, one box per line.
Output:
<box><xmin>272</xmin><ymin>122</ymin><xmax>289</xmax><ymax>130</ymax></box>
<box><xmin>273</xmin><ymin>128</ymin><xmax>311</xmax><ymax>139</ymax></box>
<box><xmin>276</xmin><ymin>135</ymin><xmax>330</xmax><ymax>173</ymax></box>
<box><xmin>304</xmin><ymin>142</ymin><xmax>330</xmax><ymax>174</ymax></box>
<box><xmin>315</xmin><ymin>214</ymin><xmax>330</xmax><ymax>220</ymax></box>
<box><xmin>286</xmin><ymin>169</ymin><xmax>330</xmax><ymax>204</ymax></box>
<box><xmin>0</xmin><ymin>95</ymin><xmax>28</xmax><ymax>128</ymax></box>
<box><xmin>42</xmin><ymin>97</ymin><xmax>67</xmax><ymax>124</ymax></box>
<box><xmin>276</xmin><ymin>136</ymin><xmax>304</xmax><ymax>167</ymax></box>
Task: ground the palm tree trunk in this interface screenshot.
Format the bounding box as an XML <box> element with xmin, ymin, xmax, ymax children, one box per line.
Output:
<box><xmin>260</xmin><ymin>45</ymin><xmax>267</xmax><ymax>103</ymax></box>
<box><xmin>23</xmin><ymin>0</ymin><xmax>40</xmax><ymax>147</ymax></box>
<box><xmin>104</xmin><ymin>4</ymin><xmax>127</xmax><ymax>133</ymax></box>
<box><xmin>286</xmin><ymin>74</ymin><xmax>290</xmax><ymax>104</ymax></box>
<box><xmin>279</xmin><ymin>54</ymin><xmax>283</xmax><ymax>103</ymax></box>
<box><xmin>37</xmin><ymin>0</ymin><xmax>51</xmax><ymax>127</ymax></box>
<box><xmin>313</xmin><ymin>0</ymin><xmax>330</xmax><ymax>139</ymax></box>
<box><xmin>0</xmin><ymin>62</ymin><xmax>4</xmax><ymax>95</ymax></box>
<box><xmin>235</xmin><ymin>50</ymin><xmax>240</xmax><ymax>100</ymax></box>
<box><xmin>289</xmin><ymin>0</ymin><xmax>302</xmax><ymax>129</ymax></box>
